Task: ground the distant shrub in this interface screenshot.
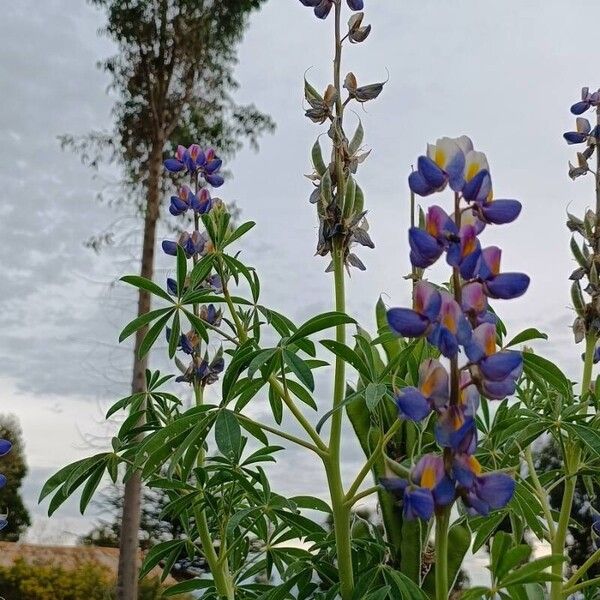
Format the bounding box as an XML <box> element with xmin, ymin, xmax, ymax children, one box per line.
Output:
<box><xmin>0</xmin><ymin>559</ymin><xmax>188</xmax><ymax>600</ymax></box>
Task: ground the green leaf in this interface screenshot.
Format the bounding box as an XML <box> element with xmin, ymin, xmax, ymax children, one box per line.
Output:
<box><xmin>523</xmin><ymin>351</ymin><xmax>572</xmax><ymax>397</ymax></box>
<box><xmin>183</xmin><ymin>309</ymin><xmax>209</xmax><ymax>344</ymax></box>
<box><xmin>79</xmin><ymin>462</ymin><xmax>106</xmax><ymax>514</ymax></box>
<box><xmin>176</xmin><ymin>245</ymin><xmax>187</xmax><ymax>293</ymax></box>
<box><xmin>118</xmin><ymin>307</ymin><xmax>173</xmax><ymax>343</ymax></box>
<box><xmin>215</xmin><ymin>410</ymin><xmax>242</xmax><ymax>462</ymax></box>
<box><xmin>283</xmin><ymin>378</ymin><xmax>317</xmax><ymax>410</ymax></box>
<box><xmin>120</xmin><ymin>275</ymin><xmax>174</xmax><ymax>303</ymax></box>
<box><xmin>365</xmin><ymin>382</ymin><xmax>387</xmax><ymax>412</ymax></box>
<box><xmin>247</xmin><ymin>348</ymin><xmax>274</xmax><ymax>377</ymax></box>
<box><xmin>290</xmin><ymin>495</ymin><xmax>332</xmax><ymax>513</ymax></box>
<box><xmin>163</xmin><ymin>579</ymin><xmax>213</xmax><ymax>597</ymax></box>
<box><xmin>320</xmin><ymin>339</ymin><xmax>371</xmax><ymax>379</ymax></box>
<box><xmin>505</xmin><ymin>328</ymin><xmax>548</xmax><ymax>348</ymax></box>
<box><xmin>287</xmin><ymin>311</ymin><xmax>356</xmax><ymax>345</ymax></box>
<box><xmin>187</xmin><ymin>254</ymin><xmax>215</xmax><ymax>290</ymax></box>
<box><xmin>471</xmin><ymin>511</ymin><xmax>506</xmax><ymax>553</ymax></box>
<box><xmin>224</xmin><ymin>220</ymin><xmax>256</xmax><ymax>247</ymax></box>
<box><xmin>39</xmin><ymin>459</ymin><xmax>88</xmax><ymax>502</ymax></box>
<box><xmin>383</xmin><ymin>567</ymin><xmax>430</xmax><ymax>600</ymax></box>
<box><xmin>498</xmin><ymin>554</ymin><xmax>564</xmax><ymax>586</ymax></box>
<box><xmin>140</xmin><ymin>539</ymin><xmax>186</xmax><ymax>579</ymax></box>
<box><xmin>168</xmin><ymin>311</ymin><xmax>180</xmax><ymax>359</ymax></box>
<box><xmin>138</xmin><ymin>312</ymin><xmax>172</xmax><ymax>358</ymax></box>
<box><xmin>283</xmin><ymin>350</ymin><xmax>315</xmax><ymax>391</ymax></box>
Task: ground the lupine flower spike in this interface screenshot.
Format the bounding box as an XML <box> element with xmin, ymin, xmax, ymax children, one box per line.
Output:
<box><xmin>0</xmin><ymin>438</ymin><xmax>11</xmax><ymax>530</ymax></box>
<box><xmin>162</xmin><ymin>143</ymin><xmax>227</xmax><ymax>387</ymax></box>
<box><xmin>383</xmin><ymin>135</ymin><xmax>528</xmax><ymax>520</ymax></box>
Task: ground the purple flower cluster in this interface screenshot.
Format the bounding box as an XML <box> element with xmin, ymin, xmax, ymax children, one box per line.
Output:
<box><xmin>382</xmin><ymin>136</ymin><xmax>528</xmax><ymax>520</ymax></box>
<box><xmin>164</xmin><ymin>144</ymin><xmax>224</xmax><ymax>188</ymax></box>
<box><xmin>162</xmin><ymin>144</ymin><xmax>226</xmax><ymax>388</ymax></box>
<box><xmin>299</xmin><ymin>0</ymin><xmax>363</xmax><ymax>19</ymax></box>
<box><xmin>0</xmin><ymin>438</ymin><xmax>11</xmax><ymax>530</ymax></box>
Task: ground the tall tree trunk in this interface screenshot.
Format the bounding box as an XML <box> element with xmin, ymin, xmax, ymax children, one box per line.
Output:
<box><xmin>117</xmin><ymin>139</ymin><xmax>164</xmax><ymax>600</ymax></box>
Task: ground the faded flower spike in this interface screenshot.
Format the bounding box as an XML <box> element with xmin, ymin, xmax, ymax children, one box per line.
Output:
<box><xmin>570</xmin><ymin>86</ymin><xmax>600</xmax><ymax>115</ymax></box>
<box><xmin>299</xmin><ymin>0</ymin><xmax>363</xmax><ymax>20</ymax></box>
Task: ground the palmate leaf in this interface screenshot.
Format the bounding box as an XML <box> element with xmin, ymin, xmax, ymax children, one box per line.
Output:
<box><xmin>505</xmin><ymin>328</ymin><xmax>548</xmax><ymax>348</ymax></box>
<box><xmin>283</xmin><ymin>350</ymin><xmax>315</xmax><ymax>391</ymax></box>
<box><xmin>522</xmin><ymin>351</ymin><xmax>572</xmax><ymax>397</ymax></box>
<box><xmin>320</xmin><ymin>338</ymin><xmax>371</xmax><ymax>379</ymax></box>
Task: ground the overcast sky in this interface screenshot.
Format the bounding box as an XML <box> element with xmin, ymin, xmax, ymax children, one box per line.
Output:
<box><xmin>1</xmin><ymin>0</ymin><xmax>599</xmax><ymax>558</ymax></box>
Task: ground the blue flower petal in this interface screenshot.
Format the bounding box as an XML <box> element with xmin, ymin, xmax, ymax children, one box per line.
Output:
<box><xmin>0</xmin><ymin>439</ymin><xmax>11</xmax><ymax>456</ymax></box>
<box><xmin>433</xmin><ymin>475</ymin><xmax>456</xmax><ymax>506</ymax></box>
<box><xmin>418</xmin><ymin>155</ymin><xmax>447</xmax><ymax>189</ymax></box>
<box><xmin>387</xmin><ymin>308</ymin><xmax>429</xmax><ymax>337</ymax></box>
<box><xmin>408</xmin><ymin>227</ymin><xmax>443</xmax><ymax>268</ymax></box>
<box><xmin>0</xmin><ymin>474</ymin><xmax>6</xmax><ymax>489</ymax></box>
<box><xmin>164</xmin><ymin>159</ymin><xmax>184</xmax><ymax>172</ymax></box>
<box><xmin>396</xmin><ymin>387</ymin><xmax>432</xmax><ymax>421</ymax></box>
<box><xmin>481</xmin><ymin>200</ymin><xmax>522</xmax><ymax>225</ymax></box>
<box><xmin>480</xmin><ymin>351</ymin><xmax>522</xmax><ymax>382</ymax></box>
<box><xmin>205</xmin><ymin>173</ymin><xmax>225</xmax><ymax>187</ymax></box>
<box><xmin>564</xmin><ymin>132</ymin><xmax>588</xmax><ymax>144</ymax></box>
<box><xmin>476</xmin><ymin>472</ymin><xmax>515</xmax><ymax>509</ymax></box>
<box><xmin>404</xmin><ymin>487</ymin><xmax>434</xmax><ymax>520</ymax></box>
<box><xmin>485</xmin><ymin>273</ymin><xmax>530</xmax><ymax>299</ymax></box>
<box><xmin>408</xmin><ymin>170</ymin><xmax>434</xmax><ymax>196</ymax></box>
<box><xmin>161</xmin><ymin>240</ymin><xmax>178</xmax><ymax>256</ymax></box>
<box><xmin>571</xmin><ymin>101</ymin><xmax>590</xmax><ymax>115</ymax></box>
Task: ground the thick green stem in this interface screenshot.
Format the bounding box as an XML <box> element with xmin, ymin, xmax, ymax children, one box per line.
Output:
<box><xmin>327</xmin><ymin>243</ymin><xmax>354</xmax><ymax>599</ymax></box>
<box><xmin>435</xmin><ymin>508</ymin><xmax>450</xmax><ymax>600</ymax></box>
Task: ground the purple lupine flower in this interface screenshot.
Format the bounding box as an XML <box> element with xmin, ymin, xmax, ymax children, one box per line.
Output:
<box><xmin>465</xmin><ymin>323</ymin><xmax>523</xmax><ymax>400</ymax></box>
<box><xmin>476</xmin><ymin>246</ymin><xmax>530</xmax><ymax>300</ymax></box>
<box><xmin>162</xmin><ymin>231</ymin><xmax>211</xmax><ymax>259</ymax></box>
<box><xmin>381</xmin><ymin>454</ymin><xmax>456</xmax><ymax>520</ymax></box>
<box><xmin>299</xmin><ymin>0</ymin><xmax>363</xmax><ymax>19</ymax></box>
<box><xmin>592</xmin><ymin>512</ymin><xmax>600</xmax><ymax>549</ymax></box>
<box><xmin>408</xmin><ymin>137</ymin><xmax>472</xmax><ymax>197</ymax></box>
<box><xmin>435</xmin><ymin>406</ymin><xmax>478</xmax><ymax>454</ymax></box>
<box><xmin>461</xmin><ymin>282</ymin><xmax>496</xmax><ymax>326</ymax></box>
<box><xmin>426</xmin><ymin>291</ymin><xmax>472</xmax><ymax>359</ymax></box>
<box><xmin>165</xmin><ymin>145</ymin><xmax>224</xmax><ymax>188</ymax></box>
<box><xmin>395</xmin><ymin>358</ymin><xmax>449</xmax><ymax>421</ymax></box>
<box><xmin>462</xmin><ymin>150</ymin><xmax>492</xmax><ymax>203</ymax></box>
<box><xmin>474</xmin><ymin>198</ymin><xmax>522</xmax><ymax>226</ymax></box>
<box><xmin>387</xmin><ymin>281</ymin><xmax>442</xmax><ymax>338</ymax></box>
<box><xmin>570</xmin><ymin>87</ymin><xmax>600</xmax><ymax>115</ymax></box>
<box><xmin>446</xmin><ymin>224</ymin><xmax>482</xmax><ymax>279</ymax></box>
<box><xmin>169</xmin><ymin>186</ymin><xmax>213</xmax><ymax>216</ymax></box>
<box><xmin>0</xmin><ymin>439</ymin><xmax>11</xmax><ymax>529</ymax></box>
<box><xmin>408</xmin><ymin>205</ymin><xmax>457</xmax><ymax>269</ymax></box>
<box><xmin>200</xmin><ymin>304</ymin><xmax>222</xmax><ymax>327</ymax></box>
<box><xmin>196</xmin><ymin>148</ymin><xmax>224</xmax><ymax>188</ymax></box>
<box><xmin>452</xmin><ymin>454</ymin><xmax>515</xmax><ymax>516</ymax></box>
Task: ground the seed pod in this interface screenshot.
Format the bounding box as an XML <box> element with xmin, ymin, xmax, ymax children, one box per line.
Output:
<box><xmin>591</xmin><ymin>261</ymin><xmax>599</xmax><ymax>286</ymax></box>
<box><xmin>571</xmin><ymin>236</ymin><xmax>588</xmax><ymax>268</ymax></box>
<box><xmin>343</xmin><ymin>175</ymin><xmax>356</xmax><ymax>218</ymax></box>
<box><xmin>573</xmin><ymin>316</ymin><xmax>586</xmax><ymax>343</ymax></box>
<box><xmin>418</xmin><ymin>206</ymin><xmax>426</xmax><ymax>229</ymax></box>
<box><xmin>353</xmin><ymin>182</ymin><xmax>365</xmax><ymax>214</ymax></box>
<box><xmin>571</xmin><ymin>280</ymin><xmax>586</xmax><ymax>316</ymax></box>
<box><xmin>348</xmin><ymin>120</ymin><xmax>364</xmax><ymax>155</ymax></box>
<box><xmin>320</xmin><ymin>168</ymin><xmax>332</xmax><ymax>207</ymax></box>
<box><xmin>311</xmin><ymin>139</ymin><xmax>327</xmax><ymax>176</ymax></box>
<box><xmin>585</xmin><ymin>209</ymin><xmax>596</xmax><ymax>239</ymax></box>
